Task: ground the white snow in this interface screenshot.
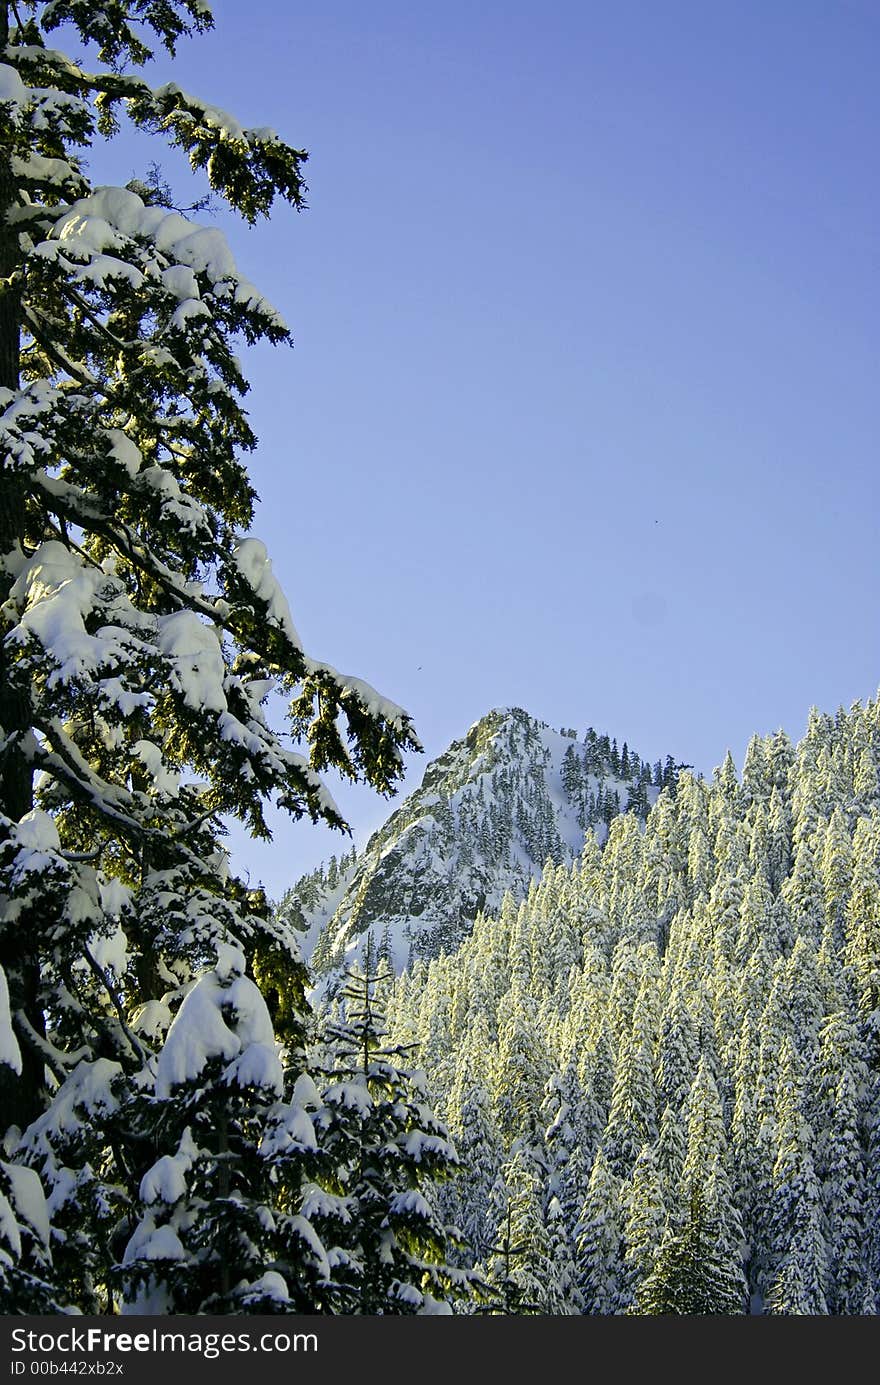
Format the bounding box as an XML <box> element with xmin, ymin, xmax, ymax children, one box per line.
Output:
<box><xmin>123</xmin><ymin>1217</ymin><xmax>186</xmax><ymax>1263</ymax></box>
<box><xmin>419</xmin><ymin>1294</ymin><xmax>453</xmax><ymax>1315</ymax></box>
<box><xmin>0</xmin><ymin>1190</ymin><xmax>21</xmax><ymax>1257</ymax></box>
<box><xmin>324</xmin><ymin>1081</ymin><xmax>373</xmax><ymax>1114</ymax></box>
<box><xmin>302</xmin><ymin>659</ymin><xmax>410</xmax><ymax>732</ymax></box>
<box><xmin>39</xmin><ymin>187</ymin><xmax>287</xmax><ymax>331</ymax></box>
<box><xmin>89</xmin><ymin>921</ymin><xmax>128</xmax><ymax>976</ymax></box>
<box><xmin>224</xmin><ymin>1041</ymin><xmax>283</xmax><ymax>1095</ymax></box>
<box><xmin>155</xmin><ymin>964</ymin><xmax>282</xmax><ymax>1099</ymax></box>
<box><xmin>299</xmin><ymin>1183</ymin><xmax>349</xmax><ymax>1222</ymax></box>
<box><xmin>389</xmin><ymin>1188</ymin><xmax>432</xmax><ymax>1219</ymax></box>
<box><xmin>139</xmin><ymin>1132</ymin><xmax>196</xmax><ymax>1207</ymax></box>
<box><xmin>9</xmin><ymin>807</ymin><xmax>60</xmax><ymax>855</ymax></box>
<box><xmin>133</xmin><ymin>739</ymin><xmax>180</xmax><ymax>799</ymax></box>
<box><xmin>99</xmin><ymin>878</ymin><xmax>133</xmax><ymax>917</ymax></box>
<box><xmin>223</xmin><ymin>972</ymin><xmax>275</xmax><ymax>1048</ymax></box>
<box><xmin>403</xmin><ymin>1130</ymin><xmax>454</xmax><ymax>1162</ymax></box>
<box><xmin>160</xmin><ymin>265</ymin><xmax>200</xmax><ymax>301</ymax></box>
<box><xmin>285</xmin><ymin>1213</ymin><xmax>330</xmax><ymax>1270</ymax></box>
<box><xmin>260</xmin><ymin>1102</ymin><xmax>317</xmax><ymax>1158</ymax></box>
<box><xmin>292</xmin><ymin>1072</ymin><xmax>322</xmax><ymax>1108</ymax></box>
<box><xmin>156</xmin><ymin>609</ymin><xmax>226</xmax><ymax>713</ymax></box>
<box><xmin>0</xmin><ymin>64</ymin><xmax>28</xmax><ymax>109</ymax></box>
<box><xmin>22</xmin><ymin>1059</ymin><xmax>122</xmax><ymax>1160</ymax></box>
<box><xmin>12</xmin><ymin>153</ymin><xmax>78</xmax><ymax>187</ymax></box>
<box><xmin>2</xmin><ymin>1163</ymin><xmax>50</xmax><ymax>1247</ymax></box>
<box><xmin>155</xmin><ymin>975</ymin><xmax>240</xmax><ymax>1098</ymax></box>
<box><xmin>240</xmin><ymin>1270</ymin><xmax>290</xmax><ymax>1303</ymax></box>
<box><xmin>214</xmin><ymin>940</ymin><xmax>246</xmax><ymax>979</ymax></box>
<box><xmin>131</xmin><ymin>999</ymin><xmax>172</xmax><ymax>1041</ymax></box>
<box><xmin>232</xmin><ymin>539</ymin><xmax>301</xmax><ymax>647</ymax></box>
<box><xmin>0</xmin><ymin>964</ymin><xmax>22</xmax><ymax>1074</ymax></box>
<box><xmin>6</xmin><ymin>542</ymin><xmax>132</xmax><ymax>691</ymax></box>
<box><xmin>102</xmin><ymin>429</ymin><xmax>142</xmax><ymax>478</ymax></box>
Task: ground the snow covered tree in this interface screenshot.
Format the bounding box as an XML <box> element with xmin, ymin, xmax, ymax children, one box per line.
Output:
<box><xmin>440</xmin><ymin>1045</ymin><xmax>501</xmax><ymax>1266</ymax></box>
<box><xmin>575</xmin><ymin>1145</ymin><xmax>624</xmax><ymax>1314</ymax></box>
<box><xmin>481</xmin><ymin>1165</ymin><xmax>540</xmax><ymax>1315</ymax></box>
<box><xmin>313</xmin><ymin>957</ymin><xmax>472</xmax><ymax>1314</ymax></box>
<box><xmin>620</xmin><ymin>1142</ymin><xmax>665</xmax><ymax>1310</ymax></box>
<box><xmin>821</xmin><ymin>1066</ymin><xmax>867</xmax><ymax>1314</ymax></box>
<box><xmin>0</xmin><ymin>0</ymin><xmax>419</xmax><ymax>1312</ymax></box>
<box><xmin>602</xmin><ymin>988</ymin><xmax>658</xmax><ymax>1178</ymax></box>
<box><xmin>635</xmin><ymin>1182</ymin><xmax>747</xmax><ymax>1315</ymax></box>
<box><xmin>765</xmin><ymin>1039</ymin><xmax>828</xmax><ymax>1315</ymax></box>
<box><xmin>481</xmin><ymin>1140</ymin><xmax>560</xmax><ymax>1315</ymax></box>
<box><xmin>115</xmin><ymin>942</ymin><xmax>329</xmax><ymax>1314</ymax></box>
<box><xmin>0</xmin><ymin>964</ymin><xmax>55</xmax><ymax>1310</ymax></box>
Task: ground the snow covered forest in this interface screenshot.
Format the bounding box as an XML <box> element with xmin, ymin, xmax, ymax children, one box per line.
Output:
<box><xmin>376</xmin><ymin>701</ymin><xmax>880</xmax><ymax>1313</ymax></box>
<box><xmin>1</xmin><ymin>0</ymin><xmax>878</xmax><ymax>1318</ymax></box>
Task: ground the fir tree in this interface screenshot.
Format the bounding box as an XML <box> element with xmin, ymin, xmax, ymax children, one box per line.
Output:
<box><xmin>620</xmin><ymin>1142</ymin><xmax>665</xmax><ymax>1311</ymax></box>
<box><xmin>115</xmin><ymin>942</ymin><xmax>327</xmax><ymax>1314</ymax></box>
<box><xmin>0</xmin><ymin>0</ymin><xmax>419</xmax><ymax>1313</ymax></box>
<box><xmin>314</xmin><ymin>954</ymin><xmax>472</xmax><ymax>1314</ymax></box>
<box><xmin>635</xmin><ymin>1182</ymin><xmax>747</xmax><ymax>1315</ymax></box>
<box><xmin>765</xmin><ymin>1040</ymin><xmax>828</xmax><ymax>1315</ymax></box>
<box><xmin>575</xmin><ymin>1145</ymin><xmax>623</xmax><ymax>1314</ymax></box>
<box><xmin>0</xmin><ymin>964</ymin><xmax>55</xmax><ymax>1310</ymax></box>
<box><xmin>482</xmin><ymin>1143</ymin><xmax>548</xmax><ymax>1314</ymax></box>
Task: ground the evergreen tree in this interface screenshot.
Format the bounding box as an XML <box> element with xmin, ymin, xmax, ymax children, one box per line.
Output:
<box><xmin>442</xmin><ymin>1046</ymin><xmax>501</xmax><ymax>1266</ymax></box>
<box><xmin>482</xmin><ymin>1142</ymin><xmax>548</xmax><ymax>1315</ymax></box>
<box><xmin>0</xmin><ymin>965</ymin><xmax>55</xmax><ymax>1310</ymax></box>
<box><xmin>621</xmin><ymin>1142</ymin><xmax>665</xmax><ymax>1311</ymax></box>
<box><xmin>543</xmin><ymin>1192</ymin><xmax>581</xmax><ymax>1313</ymax></box>
<box><xmin>821</xmin><ymin>1066</ymin><xmax>867</xmax><ymax>1314</ymax></box>
<box><xmin>575</xmin><ymin>1146</ymin><xmax>623</xmax><ymax>1314</ymax></box>
<box><xmin>635</xmin><ymin>1187</ymin><xmax>746</xmax><ymax>1315</ymax></box>
<box><xmin>116</xmin><ymin>944</ymin><xmax>327</xmax><ymax>1314</ymax></box>
<box><xmin>765</xmin><ymin>1039</ymin><xmax>828</xmax><ymax>1315</ymax></box>
<box><xmin>315</xmin><ymin>956</ymin><xmax>472</xmax><ymax>1313</ymax></box>
<box><xmin>378</xmin><ymin>694</ymin><xmax>880</xmax><ymax>1316</ymax></box>
<box><xmin>0</xmin><ymin>0</ymin><xmax>419</xmax><ymax>1312</ymax></box>
<box><xmin>602</xmin><ymin>988</ymin><xmax>658</xmax><ymax>1178</ymax></box>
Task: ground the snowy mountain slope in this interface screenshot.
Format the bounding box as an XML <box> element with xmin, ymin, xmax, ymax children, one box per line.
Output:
<box><xmin>279</xmin><ymin>707</ymin><xmax>671</xmax><ymax>991</ymax></box>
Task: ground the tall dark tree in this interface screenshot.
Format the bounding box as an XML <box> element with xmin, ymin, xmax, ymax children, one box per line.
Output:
<box><xmin>0</xmin><ymin>0</ymin><xmax>418</xmax><ymax>1312</ymax></box>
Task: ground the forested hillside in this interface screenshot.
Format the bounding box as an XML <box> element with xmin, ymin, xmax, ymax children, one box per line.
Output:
<box><xmin>281</xmin><ymin>707</ymin><xmax>676</xmax><ymax>990</ymax></box>
<box><xmin>378</xmin><ymin>699</ymin><xmax>880</xmax><ymax>1313</ymax></box>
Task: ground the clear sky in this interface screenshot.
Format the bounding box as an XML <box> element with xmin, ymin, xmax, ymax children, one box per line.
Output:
<box><xmin>101</xmin><ymin>0</ymin><xmax>879</xmax><ymax>899</ymax></box>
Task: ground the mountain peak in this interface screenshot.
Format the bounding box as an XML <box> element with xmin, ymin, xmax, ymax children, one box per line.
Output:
<box><xmin>278</xmin><ymin>707</ymin><xmax>669</xmax><ymax>994</ymax></box>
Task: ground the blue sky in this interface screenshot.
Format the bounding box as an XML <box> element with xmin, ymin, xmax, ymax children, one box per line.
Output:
<box><xmin>102</xmin><ymin>1</ymin><xmax>879</xmax><ymax>898</ymax></box>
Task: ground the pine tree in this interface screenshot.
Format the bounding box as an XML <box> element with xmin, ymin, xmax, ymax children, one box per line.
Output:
<box><xmin>115</xmin><ymin>942</ymin><xmax>328</xmax><ymax>1314</ymax></box>
<box><xmin>482</xmin><ymin>1143</ymin><xmax>548</xmax><ymax>1314</ymax></box>
<box><xmin>442</xmin><ymin>1047</ymin><xmax>501</xmax><ymax>1266</ymax></box>
<box><xmin>765</xmin><ymin>1039</ymin><xmax>828</xmax><ymax>1315</ymax></box>
<box><xmin>543</xmin><ymin>1192</ymin><xmax>581</xmax><ymax>1313</ymax></box>
<box><xmin>314</xmin><ymin>956</ymin><xmax>472</xmax><ymax>1314</ymax></box>
<box><xmin>636</xmin><ymin>1060</ymin><xmax>746</xmax><ymax>1317</ymax></box>
<box><xmin>620</xmin><ymin>1142</ymin><xmax>665</xmax><ymax>1311</ymax></box>
<box><xmin>602</xmin><ymin>986</ymin><xmax>658</xmax><ymax>1178</ymax></box>
<box><xmin>0</xmin><ymin>1</ymin><xmax>419</xmax><ymax>1312</ymax></box>
<box><xmin>575</xmin><ymin>1145</ymin><xmax>623</xmax><ymax>1314</ymax></box>
<box><xmin>635</xmin><ymin>1182</ymin><xmax>747</xmax><ymax>1315</ymax></box>
<box><xmin>0</xmin><ymin>964</ymin><xmax>55</xmax><ymax>1310</ymax></box>
<box><xmin>821</xmin><ymin>1066</ymin><xmax>867</xmax><ymax>1314</ymax></box>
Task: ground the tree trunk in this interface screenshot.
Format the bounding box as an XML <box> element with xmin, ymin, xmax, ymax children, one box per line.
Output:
<box><xmin>0</xmin><ymin>5</ymin><xmax>45</xmax><ymax>1132</ymax></box>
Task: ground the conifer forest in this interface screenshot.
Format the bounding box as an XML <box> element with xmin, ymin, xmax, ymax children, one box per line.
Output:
<box><xmin>0</xmin><ymin>1</ymin><xmax>878</xmax><ymax>1317</ymax></box>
